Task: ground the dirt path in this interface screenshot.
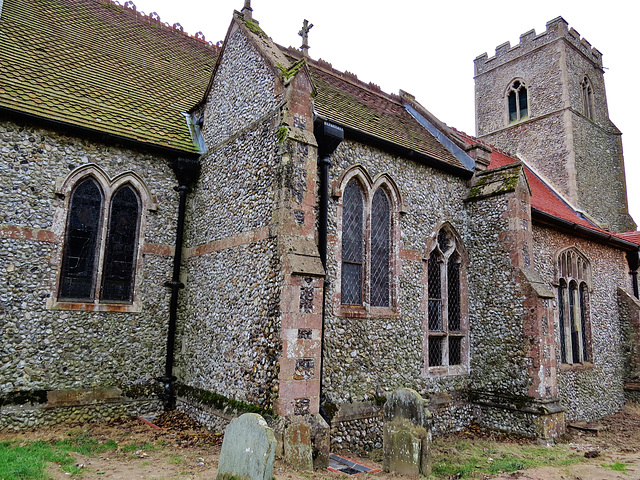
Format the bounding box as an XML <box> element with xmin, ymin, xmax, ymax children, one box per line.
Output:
<box><xmin>3</xmin><ymin>405</ymin><xmax>640</xmax><ymax>479</ymax></box>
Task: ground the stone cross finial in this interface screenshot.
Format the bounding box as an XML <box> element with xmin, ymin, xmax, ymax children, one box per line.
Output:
<box><xmin>299</xmin><ymin>19</ymin><xmax>313</xmax><ymax>57</ymax></box>
<box><xmin>241</xmin><ymin>0</ymin><xmax>253</xmax><ymax>21</ymax></box>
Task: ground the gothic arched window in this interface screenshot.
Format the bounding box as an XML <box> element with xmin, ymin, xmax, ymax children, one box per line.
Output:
<box><xmin>507</xmin><ymin>80</ymin><xmax>528</xmax><ymax>123</ymax></box>
<box><xmin>581</xmin><ymin>76</ymin><xmax>594</xmax><ymax>120</ymax></box>
<box><xmin>101</xmin><ymin>185</ymin><xmax>141</xmax><ymax>302</ymax></box>
<box><xmin>425</xmin><ymin>226</ymin><xmax>468</xmax><ymax>373</ymax></box>
<box><xmin>341</xmin><ymin>179</ymin><xmax>364</xmax><ymax>305</ymax></box>
<box><xmin>371</xmin><ymin>189</ymin><xmax>391</xmax><ymax>307</ymax></box>
<box><xmin>59</xmin><ymin>177</ymin><xmax>142</xmax><ymax>304</ymax></box>
<box><xmin>339</xmin><ymin>170</ymin><xmax>399</xmax><ymax>310</ymax></box>
<box><xmin>59</xmin><ymin>177</ymin><xmax>104</xmax><ymax>299</ymax></box>
<box><xmin>557</xmin><ymin>248</ymin><xmax>591</xmax><ymax>364</ymax></box>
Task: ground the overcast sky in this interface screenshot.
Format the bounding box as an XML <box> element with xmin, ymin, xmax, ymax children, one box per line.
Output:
<box><xmin>128</xmin><ymin>0</ymin><xmax>639</xmax><ymax>228</ymax></box>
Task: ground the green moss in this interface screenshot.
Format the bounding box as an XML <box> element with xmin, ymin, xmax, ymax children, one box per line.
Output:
<box><xmin>276</xmin><ymin>125</ymin><xmax>289</xmax><ymax>144</ymax></box>
<box><xmin>277</xmin><ymin>59</ymin><xmax>306</xmax><ymax>81</ymax></box>
<box><xmin>321</xmin><ymin>401</ymin><xmax>338</xmax><ymax>419</ymax></box>
<box><xmin>0</xmin><ymin>390</ymin><xmax>47</xmax><ymax>407</ymax></box>
<box><xmin>121</xmin><ymin>383</ymin><xmax>161</xmax><ymax>399</ymax></box>
<box><xmin>373</xmin><ymin>395</ymin><xmax>387</xmax><ymax>407</ymax></box>
<box><xmin>176</xmin><ymin>383</ymin><xmax>273</xmax><ymax>417</ymax></box>
<box><xmin>243</xmin><ymin>19</ymin><xmax>268</xmax><ymax>39</ymax></box>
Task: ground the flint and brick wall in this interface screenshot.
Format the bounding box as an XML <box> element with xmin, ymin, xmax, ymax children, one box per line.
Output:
<box><xmin>532</xmin><ymin>225</ymin><xmax>629</xmax><ymax>421</ymax></box>
<box><xmin>0</xmin><ymin>118</ymin><xmax>177</xmax><ymax>429</ymax></box>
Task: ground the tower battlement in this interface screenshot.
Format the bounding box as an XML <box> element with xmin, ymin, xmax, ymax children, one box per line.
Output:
<box><xmin>474</xmin><ymin>17</ymin><xmax>602</xmax><ymax>75</ymax></box>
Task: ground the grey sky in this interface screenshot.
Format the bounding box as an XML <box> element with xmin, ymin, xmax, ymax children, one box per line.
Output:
<box><xmin>128</xmin><ymin>0</ymin><xmax>640</xmax><ymax>228</ymax></box>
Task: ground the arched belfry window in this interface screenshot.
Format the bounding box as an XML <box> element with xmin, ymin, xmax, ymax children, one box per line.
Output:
<box><xmin>57</xmin><ymin>171</ymin><xmax>146</xmax><ymax>306</ymax></box>
<box><xmin>581</xmin><ymin>76</ymin><xmax>594</xmax><ymax>120</ymax></box>
<box><xmin>338</xmin><ymin>169</ymin><xmax>399</xmax><ymax>311</ymax></box>
<box><xmin>507</xmin><ymin>80</ymin><xmax>528</xmax><ymax>123</ymax></box>
<box><xmin>424</xmin><ymin>226</ymin><xmax>468</xmax><ymax>374</ymax></box>
<box><xmin>557</xmin><ymin>248</ymin><xmax>591</xmax><ymax>364</ymax></box>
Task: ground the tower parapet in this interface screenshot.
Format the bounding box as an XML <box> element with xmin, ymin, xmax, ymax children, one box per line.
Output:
<box><xmin>474</xmin><ymin>17</ymin><xmax>602</xmax><ymax>76</ymax></box>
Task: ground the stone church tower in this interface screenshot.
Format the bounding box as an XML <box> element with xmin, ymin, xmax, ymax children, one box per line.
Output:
<box><xmin>474</xmin><ymin>17</ymin><xmax>635</xmax><ymax>232</ymax></box>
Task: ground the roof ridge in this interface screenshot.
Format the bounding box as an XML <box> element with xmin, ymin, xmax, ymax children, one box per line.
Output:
<box><xmin>95</xmin><ymin>0</ymin><xmax>222</xmax><ymax>50</ymax></box>
<box><xmin>278</xmin><ymin>44</ymin><xmax>401</xmax><ymax>104</ymax></box>
<box><xmin>451</xmin><ymin>126</ymin><xmax>519</xmax><ymax>159</ymax></box>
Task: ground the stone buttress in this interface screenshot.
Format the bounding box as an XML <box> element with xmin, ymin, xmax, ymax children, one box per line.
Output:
<box><xmin>466</xmin><ymin>163</ymin><xmax>564</xmax><ymax>438</ymax></box>
<box><xmin>178</xmin><ymin>11</ymin><xmax>328</xmax><ymax>465</ymax></box>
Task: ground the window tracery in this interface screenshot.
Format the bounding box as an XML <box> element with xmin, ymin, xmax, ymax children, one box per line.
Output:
<box><xmin>581</xmin><ymin>76</ymin><xmax>594</xmax><ymax>120</ymax></box>
<box><xmin>557</xmin><ymin>248</ymin><xmax>591</xmax><ymax>364</ymax></box>
<box><xmin>52</xmin><ymin>165</ymin><xmax>152</xmax><ymax>310</ymax></box>
<box><xmin>424</xmin><ymin>225</ymin><xmax>468</xmax><ymax>374</ymax></box>
<box><xmin>507</xmin><ymin>80</ymin><xmax>528</xmax><ymax>123</ymax></box>
<box><xmin>338</xmin><ymin>168</ymin><xmax>399</xmax><ymax>312</ymax></box>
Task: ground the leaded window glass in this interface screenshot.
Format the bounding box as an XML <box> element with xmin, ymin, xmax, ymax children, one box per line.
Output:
<box><xmin>557</xmin><ymin>249</ymin><xmax>591</xmax><ymax>364</ymax></box>
<box><xmin>341</xmin><ymin>180</ymin><xmax>364</xmax><ymax>305</ymax></box>
<box><xmin>101</xmin><ymin>185</ymin><xmax>140</xmax><ymax>302</ymax></box>
<box><xmin>428</xmin><ymin>251</ymin><xmax>442</xmax><ymax>331</ymax></box>
<box><xmin>448</xmin><ymin>257</ymin><xmax>460</xmax><ymax>331</ymax></box>
<box><xmin>59</xmin><ymin>178</ymin><xmax>103</xmax><ymax>299</ymax></box>
<box><xmin>425</xmin><ymin>226</ymin><xmax>467</xmax><ymax>372</ymax></box>
<box><xmin>58</xmin><ymin>175</ymin><xmax>143</xmax><ymax>305</ymax></box>
<box><xmin>371</xmin><ymin>189</ymin><xmax>390</xmax><ymax>307</ymax></box>
<box><xmin>449</xmin><ymin>336</ymin><xmax>462</xmax><ymax>366</ymax></box>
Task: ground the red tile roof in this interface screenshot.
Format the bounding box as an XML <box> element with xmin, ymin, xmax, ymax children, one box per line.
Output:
<box><xmin>0</xmin><ymin>0</ymin><xmax>219</xmax><ymax>152</ymax></box>
<box><xmin>456</xmin><ymin>130</ymin><xmax>640</xmax><ymax>248</ymax></box>
<box><xmin>619</xmin><ymin>231</ymin><xmax>640</xmax><ymax>245</ymax></box>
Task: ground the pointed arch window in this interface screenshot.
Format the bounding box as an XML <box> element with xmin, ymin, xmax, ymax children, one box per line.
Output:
<box><xmin>59</xmin><ymin>177</ymin><xmax>142</xmax><ymax>304</ymax></box>
<box><xmin>339</xmin><ymin>172</ymin><xmax>397</xmax><ymax>311</ymax></box>
<box><xmin>425</xmin><ymin>226</ymin><xmax>468</xmax><ymax>374</ymax></box>
<box><xmin>581</xmin><ymin>76</ymin><xmax>594</xmax><ymax>120</ymax></box>
<box><xmin>507</xmin><ymin>80</ymin><xmax>528</xmax><ymax>123</ymax></box>
<box><xmin>341</xmin><ymin>180</ymin><xmax>364</xmax><ymax>305</ymax></box>
<box><xmin>371</xmin><ymin>189</ymin><xmax>391</xmax><ymax>307</ymax></box>
<box><xmin>557</xmin><ymin>248</ymin><xmax>591</xmax><ymax>364</ymax></box>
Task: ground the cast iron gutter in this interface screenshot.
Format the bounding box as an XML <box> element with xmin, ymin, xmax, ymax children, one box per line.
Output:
<box><xmin>157</xmin><ymin>157</ymin><xmax>201</xmax><ymax>411</ymax></box>
<box><xmin>532</xmin><ymin>207</ymin><xmax>640</xmax><ymax>251</ymax></box>
<box><xmin>314</xmin><ymin>119</ymin><xmax>344</xmax><ymax>424</ymax></box>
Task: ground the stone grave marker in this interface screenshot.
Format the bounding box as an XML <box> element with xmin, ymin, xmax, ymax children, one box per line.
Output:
<box><xmin>383</xmin><ymin>388</ymin><xmax>432</xmax><ymax>477</ymax></box>
<box><xmin>216</xmin><ymin>413</ymin><xmax>276</xmax><ymax>480</ymax></box>
<box><xmin>284</xmin><ymin>421</ymin><xmax>313</xmax><ymax>470</ymax></box>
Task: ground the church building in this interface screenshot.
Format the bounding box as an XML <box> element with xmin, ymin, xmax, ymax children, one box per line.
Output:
<box><xmin>2</xmin><ymin>0</ymin><xmax>640</xmax><ymax>462</ymax></box>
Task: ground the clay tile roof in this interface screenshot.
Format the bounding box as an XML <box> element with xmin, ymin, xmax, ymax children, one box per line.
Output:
<box><xmin>453</xmin><ymin>128</ymin><xmax>638</xmax><ymax>245</ymax></box>
<box><xmin>619</xmin><ymin>231</ymin><xmax>640</xmax><ymax>246</ymax></box>
<box><xmin>301</xmin><ymin>57</ymin><xmax>464</xmax><ymax>170</ymax></box>
<box><xmin>0</xmin><ymin>0</ymin><xmax>219</xmax><ymax>152</ymax></box>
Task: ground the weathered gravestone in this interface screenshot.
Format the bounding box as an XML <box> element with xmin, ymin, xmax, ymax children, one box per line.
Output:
<box><xmin>284</xmin><ymin>421</ymin><xmax>313</xmax><ymax>471</ymax></box>
<box><xmin>216</xmin><ymin>413</ymin><xmax>276</xmax><ymax>480</ymax></box>
<box><xmin>383</xmin><ymin>388</ymin><xmax>432</xmax><ymax>477</ymax></box>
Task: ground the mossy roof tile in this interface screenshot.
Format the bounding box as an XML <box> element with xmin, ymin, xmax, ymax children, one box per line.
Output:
<box><xmin>306</xmin><ymin>60</ymin><xmax>463</xmax><ymax>169</ymax></box>
<box><xmin>0</xmin><ymin>0</ymin><xmax>219</xmax><ymax>152</ymax></box>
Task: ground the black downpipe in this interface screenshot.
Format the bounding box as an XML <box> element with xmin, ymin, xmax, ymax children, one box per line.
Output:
<box><xmin>158</xmin><ymin>157</ymin><xmax>200</xmax><ymax>411</ymax></box>
<box><xmin>627</xmin><ymin>251</ymin><xmax>640</xmax><ymax>299</ymax></box>
<box><xmin>314</xmin><ymin>120</ymin><xmax>343</xmax><ymax>423</ymax></box>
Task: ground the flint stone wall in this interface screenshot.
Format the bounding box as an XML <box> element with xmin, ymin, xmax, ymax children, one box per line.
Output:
<box><xmin>178</xmin><ymin>23</ymin><xmax>283</xmax><ymax>411</ymax></box>
<box><xmin>0</xmin><ymin>119</ymin><xmax>177</xmax><ymax>421</ymax></box>
<box><xmin>532</xmin><ymin>225</ymin><xmax>629</xmax><ymax>421</ymax></box>
<box><xmin>321</xmin><ymin>140</ymin><xmax>475</xmax><ymax>447</ymax></box>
